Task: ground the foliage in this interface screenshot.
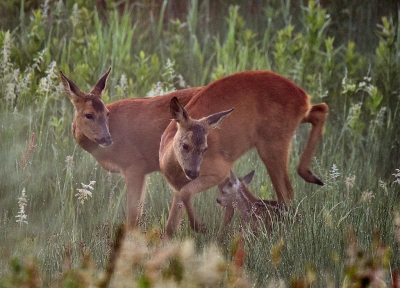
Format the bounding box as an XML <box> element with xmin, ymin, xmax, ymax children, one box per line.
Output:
<box><xmin>0</xmin><ymin>0</ymin><xmax>400</xmax><ymax>286</ymax></box>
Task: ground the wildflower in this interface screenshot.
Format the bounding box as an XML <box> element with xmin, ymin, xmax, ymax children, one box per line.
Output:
<box><xmin>16</xmin><ymin>188</ymin><xmax>28</xmax><ymax>225</ymax></box>
<box><xmin>70</xmin><ymin>3</ymin><xmax>81</xmax><ymax>28</ymax></box>
<box><xmin>393</xmin><ymin>168</ymin><xmax>400</xmax><ymax>185</ymax></box>
<box><xmin>32</xmin><ymin>48</ymin><xmax>47</xmax><ymax>72</ymax></box>
<box><xmin>19</xmin><ymin>133</ymin><xmax>36</xmax><ymax>171</ymax></box>
<box><xmin>361</xmin><ymin>191</ymin><xmax>375</xmax><ymax>203</ymax></box>
<box><xmin>330</xmin><ymin>163</ymin><xmax>340</xmax><ymax>181</ymax></box>
<box><xmin>65</xmin><ymin>155</ymin><xmax>74</xmax><ymax>171</ymax></box>
<box><xmin>115</xmin><ymin>74</ymin><xmax>128</xmax><ymax>98</ymax></box>
<box><xmin>1</xmin><ymin>31</ymin><xmax>12</xmax><ymax>74</ymax></box>
<box><xmin>75</xmin><ymin>181</ymin><xmax>95</xmax><ymax>204</ymax></box>
<box><xmin>38</xmin><ymin>61</ymin><xmax>59</xmax><ymax>96</ymax></box>
<box><xmin>41</xmin><ymin>0</ymin><xmax>50</xmax><ymax>20</ymax></box>
<box><xmin>146</xmin><ymin>59</ymin><xmax>187</xmax><ymax>97</ymax></box>
<box><xmin>345</xmin><ymin>175</ymin><xmax>356</xmax><ymax>200</ymax></box>
<box><xmin>379</xmin><ymin>179</ymin><xmax>388</xmax><ymax>196</ymax></box>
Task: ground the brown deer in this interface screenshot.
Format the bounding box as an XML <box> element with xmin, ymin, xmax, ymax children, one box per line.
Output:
<box><xmin>217</xmin><ymin>170</ymin><xmax>298</xmax><ymax>234</ymax></box>
<box><xmin>159</xmin><ymin>70</ymin><xmax>328</xmax><ymax>237</ymax></box>
<box><xmin>59</xmin><ymin>68</ymin><xmax>202</xmax><ymax>229</ymax></box>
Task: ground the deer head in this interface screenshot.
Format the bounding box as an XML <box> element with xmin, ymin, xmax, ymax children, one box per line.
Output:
<box><xmin>60</xmin><ymin>68</ymin><xmax>112</xmax><ymax>147</ymax></box>
<box><xmin>216</xmin><ymin>170</ymin><xmax>255</xmax><ymax>207</ymax></box>
<box><xmin>170</xmin><ymin>97</ymin><xmax>233</xmax><ymax>180</ymax></box>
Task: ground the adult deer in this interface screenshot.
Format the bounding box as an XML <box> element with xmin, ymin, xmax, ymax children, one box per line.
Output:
<box><xmin>159</xmin><ymin>70</ymin><xmax>328</xmax><ymax>237</ymax></box>
<box><xmin>217</xmin><ymin>170</ymin><xmax>298</xmax><ymax>234</ymax></box>
<box><xmin>60</xmin><ymin>68</ymin><xmax>202</xmax><ymax>228</ymax></box>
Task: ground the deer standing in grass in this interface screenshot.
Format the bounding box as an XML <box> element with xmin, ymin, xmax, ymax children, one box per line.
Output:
<box><xmin>60</xmin><ymin>68</ymin><xmax>202</xmax><ymax>229</ymax></box>
<box><xmin>159</xmin><ymin>71</ymin><xmax>328</xmax><ymax>237</ymax></box>
<box><xmin>217</xmin><ymin>170</ymin><xmax>298</xmax><ymax>234</ymax></box>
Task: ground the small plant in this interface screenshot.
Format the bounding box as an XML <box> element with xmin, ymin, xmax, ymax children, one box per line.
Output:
<box><xmin>75</xmin><ymin>181</ymin><xmax>96</xmax><ymax>205</ymax></box>
<box><xmin>15</xmin><ymin>188</ymin><xmax>28</xmax><ymax>226</ymax></box>
<box><xmin>393</xmin><ymin>169</ymin><xmax>400</xmax><ymax>185</ymax></box>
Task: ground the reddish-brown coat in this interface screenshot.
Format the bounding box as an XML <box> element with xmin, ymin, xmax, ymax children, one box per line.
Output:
<box><xmin>159</xmin><ymin>70</ymin><xmax>328</xmax><ymax>236</ymax></box>
<box><xmin>61</xmin><ymin>68</ymin><xmax>202</xmax><ymax>228</ymax></box>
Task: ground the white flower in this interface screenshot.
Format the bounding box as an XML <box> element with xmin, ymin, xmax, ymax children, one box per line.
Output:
<box><xmin>75</xmin><ymin>181</ymin><xmax>95</xmax><ymax>204</ymax></box>
<box><xmin>16</xmin><ymin>188</ymin><xmax>28</xmax><ymax>225</ymax></box>
<box><xmin>393</xmin><ymin>169</ymin><xmax>400</xmax><ymax>185</ymax></box>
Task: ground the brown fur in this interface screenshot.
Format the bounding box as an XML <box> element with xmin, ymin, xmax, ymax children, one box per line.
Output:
<box><xmin>159</xmin><ymin>70</ymin><xmax>328</xmax><ymax>237</ymax></box>
<box><xmin>217</xmin><ymin>170</ymin><xmax>298</xmax><ymax>234</ymax></box>
<box><xmin>60</xmin><ymin>68</ymin><xmax>202</xmax><ymax>228</ymax></box>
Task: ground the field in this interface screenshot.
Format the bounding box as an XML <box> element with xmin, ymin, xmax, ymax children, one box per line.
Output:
<box><xmin>1</xmin><ymin>0</ymin><xmax>400</xmax><ymax>287</ymax></box>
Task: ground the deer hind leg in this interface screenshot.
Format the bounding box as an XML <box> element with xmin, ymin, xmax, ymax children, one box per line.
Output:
<box><xmin>256</xmin><ymin>139</ymin><xmax>294</xmax><ymax>205</ymax></box>
<box><xmin>298</xmin><ymin>103</ymin><xmax>328</xmax><ymax>185</ymax></box>
<box><xmin>124</xmin><ymin>170</ymin><xmax>147</xmax><ymax>230</ymax></box>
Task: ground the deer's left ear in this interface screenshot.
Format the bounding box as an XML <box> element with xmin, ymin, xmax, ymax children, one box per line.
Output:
<box><xmin>90</xmin><ymin>67</ymin><xmax>111</xmax><ymax>98</ymax></box>
<box><xmin>229</xmin><ymin>170</ymin><xmax>240</xmax><ymax>186</ymax></box>
<box><xmin>204</xmin><ymin>108</ymin><xmax>234</xmax><ymax>129</ymax></box>
<box><xmin>241</xmin><ymin>170</ymin><xmax>255</xmax><ymax>186</ymax></box>
<box><xmin>170</xmin><ymin>97</ymin><xmax>189</xmax><ymax>124</ymax></box>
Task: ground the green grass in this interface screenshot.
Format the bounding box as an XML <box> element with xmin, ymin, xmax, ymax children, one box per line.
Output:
<box><xmin>1</xmin><ymin>0</ymin><xmax>400</xmax><ymax>287</ymax></box>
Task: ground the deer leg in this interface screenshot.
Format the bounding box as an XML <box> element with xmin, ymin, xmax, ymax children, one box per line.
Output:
<box><xmin>256</xmin><ymin>139</ymin><xmax>293</xmax><ymax>205</ymax></box>
<box><xmin>166</xmin><ymin>163</ymin><xmax>230</xmax><ymax>236</ymax></box>
<box><xmin>124</xmin><ymin>170</ymin><xmax>147</xmax><ymax>230</ymax></box>
<box><xmin>165</xmin><ymin>193</ymin><xmax>185</xmax><ymax>237</ymax></box>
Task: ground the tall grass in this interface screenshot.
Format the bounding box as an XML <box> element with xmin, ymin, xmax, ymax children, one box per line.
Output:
<box><xmin>1</xmin><ymin>0</ymin><xmax>400</xmax><ymax>286</ymax></box>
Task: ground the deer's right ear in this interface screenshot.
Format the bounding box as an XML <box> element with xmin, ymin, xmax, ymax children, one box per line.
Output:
<box><xmin>170</xmin><ymin>97</ymin><xmax>189</xmax><ymax>124</ymax></box>
<box><xmin>241</xmin><ymin>170</ymin><xmax>255</xmax><ymax>186</ymax></box>
<box><xmin>59</xmin><ymin>70</ymin><xmax>84</xmax><ymax>101</ymax></box>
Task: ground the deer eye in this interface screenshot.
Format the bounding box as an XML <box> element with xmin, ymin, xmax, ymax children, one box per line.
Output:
<box><xmin>182</xmin><ymin>143</ymin><xmax>189</xmax><ymax>151</ymax></box>
<box><xmin>107</xmin><ymin>111</ymin><xmax>110</xmax><ymax>117</ymax></box>
<box><xmin>85</xmin><ymin>114</ymin><xmax>94</xmax><ymax>120</ymax></box>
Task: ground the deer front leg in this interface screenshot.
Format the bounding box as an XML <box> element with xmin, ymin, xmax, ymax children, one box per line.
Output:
<box><xmin>166</xmin><ymin>172</ymin><xmax>228</xmax><ymax>237</ymax></box>
<box><xmin>124</xmin><ymin>170</ymin><xmax>147</xmax><ymax>230</ymax></box>
<box><xmin>165</xmin><ymin>193</ymin><xmax>186</xmax><ymax>237</ymax></box>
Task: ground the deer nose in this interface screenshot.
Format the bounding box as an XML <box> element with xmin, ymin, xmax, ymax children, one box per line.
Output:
<box><xmin>96</xmin><ymin>135</ymin><xmax>113</xmax><ymax>147</ymax></box>
<box><xmin>185</xmin><ymin>169</ymin><xmax>199</xmax><ymax>180</ymax></box>
<box><xmin>216</xmin><ymin>198</ymin><xmax>221</xmax><ymax>205</ymax></box>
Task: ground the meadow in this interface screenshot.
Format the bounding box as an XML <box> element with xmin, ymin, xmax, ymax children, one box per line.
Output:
<box><xmin>1</xmin><ymin>0</ymin><xmax>400</xmax><ymax>286</ymax></box>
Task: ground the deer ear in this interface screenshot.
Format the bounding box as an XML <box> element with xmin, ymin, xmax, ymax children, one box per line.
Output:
<box><xmin>241</xmin><ymin>170</ymin><xmax>255</xmax><ymax>186</ymax></box>
<box><xmin>204</xmin><ymin>108</ymin><xmax>234</xmax><ymax>129</ymax></box>
<box><xmin>90</xmin><ymin>67</ymin><xmax>111</xmax><ymax>98</ymax></box>
<box><xmin>229</xmin><ymin>170</ymin><xmax>239</xmax><ymax>185</ymax></box>
<box><xmin>59</xmin><ymin>70</ymin><xmax>84</xmax><ymax>101</ymax></box>
<box><xmin>170</xmin><ymin>97</ymin><xmax>189</xmax><ymax>124</ymax></box>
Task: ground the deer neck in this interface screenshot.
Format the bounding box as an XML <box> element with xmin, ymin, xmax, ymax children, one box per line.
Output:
<box><xmin>235</xmin><ymin>186</ymin><xmax>258</xmax><ymax>221</ymax></box>
<box><xmin>72</xmin><ymin>120</ymin><xmax>99</xmax><ymax>154</ymax></box>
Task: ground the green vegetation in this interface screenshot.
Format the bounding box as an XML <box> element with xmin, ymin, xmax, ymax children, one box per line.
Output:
<box><xmin>1</xmin><ymin>0</ymin><xmax>400</xmax><ymax>286</ymax></box>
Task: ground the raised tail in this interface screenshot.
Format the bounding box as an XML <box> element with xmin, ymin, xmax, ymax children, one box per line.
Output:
<box><xmin>297</xmin><ymin>103</ymin><xmax>329</xmax><ymax>185</ymax></box>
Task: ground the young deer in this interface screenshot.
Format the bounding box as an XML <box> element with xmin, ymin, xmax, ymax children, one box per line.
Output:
<box><xmin>60</xmin><ymin>68</ymin><xmax>202</xmax><ymax>229</ymax></box>
<box><xmin>217</xmin><ymin>170</ymin><xmax>298</xmax><ymax>234</ymax></box>
<box><xmin>159</xmin><ymin>71</ymin><xmax>328</xmax><ymax>237</ymax></box>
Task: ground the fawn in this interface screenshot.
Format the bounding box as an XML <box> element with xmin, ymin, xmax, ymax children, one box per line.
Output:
<box><xmin>217</xmin><ymin>170</ymin><xmax>299</xmax><ymax>234</ymax></box>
